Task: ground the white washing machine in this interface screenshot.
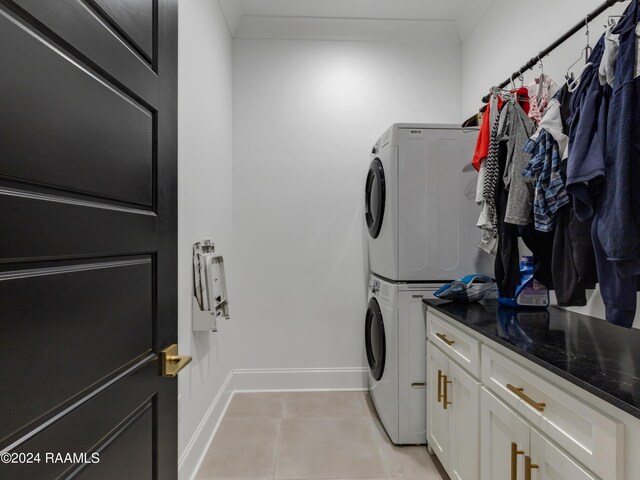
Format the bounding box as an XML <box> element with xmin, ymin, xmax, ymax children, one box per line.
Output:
<box><xmin>365</xmin><ymin>273</ymin><xmax>440</xmax><ymax>445</ymax></box>
<box><xmin>365</xmin><ymin>123</ymin><xmax>492</xmax><ymax>282</ymax></box>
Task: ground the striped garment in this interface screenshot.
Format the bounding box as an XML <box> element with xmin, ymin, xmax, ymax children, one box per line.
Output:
<box><xmin>522</xmin><ymin>129</ymin><xmax>569</xmax><ymax>232</ymax></box>
<box><xmin>482</xmin><ymin>110</ymin><xmax>503</xmax><ymax>241</ymax></box>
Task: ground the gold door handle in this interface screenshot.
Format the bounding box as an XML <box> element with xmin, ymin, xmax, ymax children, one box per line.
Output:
<box><xmin>435</xmin><ymin>332</ymin><xmax>455</xmax><ymax>346</ymax></box>
<box><xmin>511</xmin><ymin>443</ymin><xmax>524</xmax><ymax>480</ymax></box>
<box><xmin>507</xmin><ymin>384</ymin><xmax>546</xmax><ymax>411</ymax></box>
<box><xmin>443</xmin><ymin>375</ymin><xmax>452</xmax><ymax>409</ymax></box>
<box><xmin>525</xmin><ymin>456</ymin><xmax>539</xmax><ymax>480</ymax></box>
<box><xmin>161</xmin><ymin>344</ymin><xmax>193</xmax><ymax>377</ymax></box>
<box><xmin>437</xmin><ymin>369</ymin><xmax>443</xmax><ymax>403</ymax></box>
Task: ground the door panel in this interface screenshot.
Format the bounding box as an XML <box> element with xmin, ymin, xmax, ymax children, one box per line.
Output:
<box><xmin>529</xmin><ymin>430</ymin><xmax>597</xmax><ymax>480</ymax></box>
<box><xmin>448</xmin><ymin>362</ymin><xmax>480</xmax><ymax>480</ymax></box>
<box><xmin>0</xmin><ymin>0</ymin><xmax>177</xmax><ymax>477</ymax></box>
<box><xmin>11</xmin><ymin>0</ymin><xmax>159</xmax><ymax>107</ymax></box>
<box><xmin>0</xmin><ymin>258</ymin><xmax>152</xmax><ymax>443</ymax></box>
<box><xmin>0</xmin><ymin>8</ymin><xmax>153</xmax><ymax>206</ymax></box>
<box><xmin>481</xmin><ymin>388</ymin><xmax>530</xmax><ymax>480</ymax></box>
<box><xmin>0</xmin><ymin>191</ymin><xmax>157</xmax><ymax>260</ymax></box>
<box><xmin>74</xmin><ymin>405</ymin><xmax>154</xmax><ymax>479</ymax></box>
<box><xmin>92</xmin><ymin>0</ymin><xmax>154</xmax><ymax>60</ymax></box>
<box><xmin>426</xmin><ymin>342</ymin><xmax>449</xmax><ymax>465</ymax></box>
<box><xmin>5</xmin><ymin>361</ymin><xmax>156</xmax><ymax>479</ymax></box>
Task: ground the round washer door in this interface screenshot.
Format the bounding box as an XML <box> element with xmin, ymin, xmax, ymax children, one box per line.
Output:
<box><xmin>365</xmin><ymin>297</ymin><xmax>386</xmax><ymax>381</ymax></box>
<box><xmin>365</xmin><ymin>158</ymin><xmax>385</xmax><ymax>239</ymax></box>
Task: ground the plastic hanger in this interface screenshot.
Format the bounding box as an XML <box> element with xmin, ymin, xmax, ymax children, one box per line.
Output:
<box><xmin>461</xmin><ymin>111</ymin><xmax>482</xmax><ymax>131</ymax></box>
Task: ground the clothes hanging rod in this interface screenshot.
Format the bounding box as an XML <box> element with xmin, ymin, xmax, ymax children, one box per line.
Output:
<box><xmin>480</xmin><ymin>0</ymin><xmax>626</xmax><ymax>103</ymax></box>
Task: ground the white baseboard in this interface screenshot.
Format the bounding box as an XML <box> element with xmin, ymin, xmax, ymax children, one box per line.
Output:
<box><xmin>232</xmin><ymin>367</ymin><xmax>368</xmax><ymax>392</ymax></box>
<box><xmin>178</xmin><ymin>371</ymin><xmax>234</xmax><ymax>480</ymax></box>
<box><xmin>178</xmin><ymin>367</ymin><xmax>368</xmax><ymax>480</ymax></box>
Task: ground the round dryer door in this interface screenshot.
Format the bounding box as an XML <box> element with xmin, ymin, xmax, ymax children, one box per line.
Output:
<box><xmin>365</xmin><ymin>297</ymin><xmax>386</xmax><ymax>381</ymax></box>
<box><xmin>365</xmin><ymin>158</ymin><xmax>385</xmax><ymax>239</ymax></box>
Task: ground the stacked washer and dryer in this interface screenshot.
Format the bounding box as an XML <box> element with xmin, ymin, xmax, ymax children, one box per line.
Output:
<box><xmin>364</xmin><ymin>124</ymin><xmax>491</xmax><ymax>445</ymax></box>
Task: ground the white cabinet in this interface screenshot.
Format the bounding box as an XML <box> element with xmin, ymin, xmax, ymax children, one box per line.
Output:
<box><xmin>481</xmin><ymin>387</ymin><xmax>530</xmax><ymax>480</ymax></box>
<box><xmin>427</xmin><ymin>341</ymin><xmax>480</xmax><ymax>480</ymax></box>
<box><xmin>447</xmin><ymin>361</ymin><xmax>480</xmax><ymax>480</ymax></box>
<box><xmin>427</xmin><ymin>341</ymin><xmax>449</xmax><ymax>464</ymax></box>
<box><xmin>428</xmin><ymin>310</ymin><xmax>481</xmax><ymax>377</ymax></box>
<box><xmin>426</xmin><ymin>305</ymin><xmax>639</xmax><ymax>480</ymax></box>
<box><xmin>482</xmin><ymin>388</ymin><xmax>599</xmax><ymax>480</ymax></box>
<box><xmin>482</xmin><ymin>345</ymin><xmax>623</xmax><ymax>480</ymax></box>
<box><xmin>529</xmin><ymin>429</ymin><xmax>597</xmax><ymax>480</ymax></box>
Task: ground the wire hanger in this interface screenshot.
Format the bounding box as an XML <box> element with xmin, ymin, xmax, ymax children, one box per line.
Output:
<box><xmin>607</xmin><ymin>15</ymin><xmax>622</xmax><ymax>27</ymax></box>
<box><xmin>584</xmin><ymin>17</ymin><xmax>593</xmax><ymax>62</ymax></box>
<box><xmin>567</xmin><ymin>17</ymin><xmax>593</xmax><ymax>92</ymax></box>
<box><xmin>536</xmin><ymin>54</ymin><xmax>546</xmax><ymax>103</ymax></box>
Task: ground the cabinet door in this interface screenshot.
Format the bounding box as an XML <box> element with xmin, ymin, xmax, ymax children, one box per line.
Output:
<box><xmin>481</xmin><ymin>388</ymin><xmax>529</xmax><ymax>480</ymax></box>
<box><xmin>448</xmin><ymin>361</ymin><xmax>480</xmax><ymax>480</ymax></box>
<box><xmin>529</xmin><ymin>430</ymin><xmax>597</xmax><ymax>480</ymax></box>
<box><xmin>427</xmin><ymin>341</ymin><xmax>449</xmax><ymax>466</ymax></box>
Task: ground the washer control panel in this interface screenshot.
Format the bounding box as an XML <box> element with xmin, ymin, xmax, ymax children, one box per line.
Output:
<box><xmin>369</xmin><ymin>277</ymin><xmax>391</xmax><ymax>301</ymax></box>
<box><xmin>369</xmin><ymin>279</ymin><xmax>380</xmax><ymax>295</ymax></box>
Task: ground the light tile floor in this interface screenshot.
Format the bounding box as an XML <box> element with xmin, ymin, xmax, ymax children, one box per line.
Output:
<box><xmin>196</xmin><ymin>391</ymin><xmax>449</xmax><ymax>480</ymax></box>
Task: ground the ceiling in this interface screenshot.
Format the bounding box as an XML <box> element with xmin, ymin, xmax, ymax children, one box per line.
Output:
<box><xmin>218</xmin><ymin>0</ymin><xmax>495</xmax><ymax>43</ymax></box>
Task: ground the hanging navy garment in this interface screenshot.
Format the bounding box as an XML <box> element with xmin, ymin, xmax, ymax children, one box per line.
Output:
<box><xmin>565</xmin><ymin>38</ymin><xmax>606</xmax><ymax>221</ymax></box>
<box><xmin>565</xmin><ymin>25</ymin><xmax>638</xmax><ymax>328</ymax></box>
<box><xmin>589</xmin><ymin>0</ymin><xmax>640</xmax><ymax>328</ymax></box>
<box><xmin>599</xmin><ymin>0</ymin><xmax>640</xmax><ymax>280</ymax></box>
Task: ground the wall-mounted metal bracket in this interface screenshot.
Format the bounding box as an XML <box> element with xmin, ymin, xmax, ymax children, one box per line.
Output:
<box><xmin>193</xmin><ymin>239</ymin><xmax>230</xmax><ymax>332</ymax></box>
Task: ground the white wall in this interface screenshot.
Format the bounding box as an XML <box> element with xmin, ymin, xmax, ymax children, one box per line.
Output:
<box><xmin>232</xmin><ymin>39</ymin><xmax>462</xmax><ymax>371</ymax></box>
<box><xmin>177</xmin><ymin>0</ymin><xmax>238</xmax><ymax>473</ymax></box>
<box><xmin>461</xmin><ymin>0</ymin><xmax>629</xmax><ymax>117</ymax></box>
<box><xmin>462</xmin><ymin>0</ymin><xmax>638</xmax><ymax>327</ymax></box>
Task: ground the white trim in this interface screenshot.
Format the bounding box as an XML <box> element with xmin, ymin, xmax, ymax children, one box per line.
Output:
<box><xmin>233</xmin><ymin>367</ymin><xmax>368</xmax><ymax>392</ymax></box>
<box><xmin>178</xmin><ymin>367</ymin><xmax>368</xmax><ymax>480</ymax></box>
<box><xmin>233</xmin><ymin>16</ymin><xmax>460</xmax><ymax>44</ymax></box>
<box><xmin>178</xmin><ymin>371</ymin><xmax>234</xmax><ymax>480</ymax></box>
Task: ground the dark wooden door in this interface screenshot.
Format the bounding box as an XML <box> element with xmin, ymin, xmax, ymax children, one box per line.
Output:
<box><xmin>0</xmin><ymin>0</ymin><xmax>178</xmax><ymax>478</ymax></box>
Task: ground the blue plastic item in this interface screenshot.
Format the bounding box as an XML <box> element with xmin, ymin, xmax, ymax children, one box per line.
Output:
<box><xmin>498</xmin><ymin>256</ymin><xmax>549</xmax><ymax>308</ymax></box>
<box><xmin>435</xmin><ymin>275</ymin><xmax>497</xmax><ymax>303</ymax></box>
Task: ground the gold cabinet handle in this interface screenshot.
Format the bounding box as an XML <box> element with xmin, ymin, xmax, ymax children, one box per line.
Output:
<box><xmin>507</xmin><ymin>384</ymin><xmax>546</xmax><ymax>411</ymax></box>
<box><xmin>511</xmin><ymin>443</ymin><xmax>524</xmax><ymax>480</ymax></box>
<box><xmin>525</xmin><ymin>456</ymin><xmax>539</xmax><ymax>480</ymax></box>
<box><xmin>437</xmin><ymin>369</ymin><xmax>443</xmax><ymax>403</ymax></box>
<box><xmin>161</xmin><ymin>344</ymin><xmax>193</xmax><ymax>377</ymax></box>
<box><xmin>435</xmin><ymin>332</ymin><xmax>455</xmax><ymax>346</ymax></box>
<box><xmin>443</xmin><ymin>375</ymin><xmax>452</xmax><ymax>409</ymax></box>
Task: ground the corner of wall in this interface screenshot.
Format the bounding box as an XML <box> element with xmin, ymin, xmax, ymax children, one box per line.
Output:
<box><xmin>178</xmin><ymin>372</ymin><xmax>235</xmax><ymax>480</ymax></box>
<box><xmin>177</xmin><ymin>0</ymin><xmax>235</xmax><ymax>470</ymax></box>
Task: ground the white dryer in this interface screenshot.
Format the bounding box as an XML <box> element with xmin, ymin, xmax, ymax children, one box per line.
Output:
<box><xmin>365</xmin><ymin>273</ymin><xmax>440</xmax><ymax>445</ymax></box>
<box><xmin>365</xmin><ymin>124</ymin><xmax>492</xmax><ymax>282</ymax></box>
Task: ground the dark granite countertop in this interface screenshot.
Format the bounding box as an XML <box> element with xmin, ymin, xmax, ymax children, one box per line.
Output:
<box><xmin>424</xmin><ymin>299</ymin><xmax>640</xmax><ymax>420</ymax></box>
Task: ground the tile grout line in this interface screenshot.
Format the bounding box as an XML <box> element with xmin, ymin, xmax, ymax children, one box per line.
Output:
<box><xmin>205</xmin><ymin>392</ymin><xmax>442</xmax><ymax>480</ymax></box>
<box><xmin>271</xmin><ymin>394</ymin><xmax>286</xmax><ymax>480</ymax></box>
<box><xmin>369</xmin><ymin>417</ymin><xmax>392</xmax><ymax>480</ymax></box>
<box><xmin>360</xmin><ymin>392</ymin><xmax>391</xmax><ymax>480</ymax></box>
